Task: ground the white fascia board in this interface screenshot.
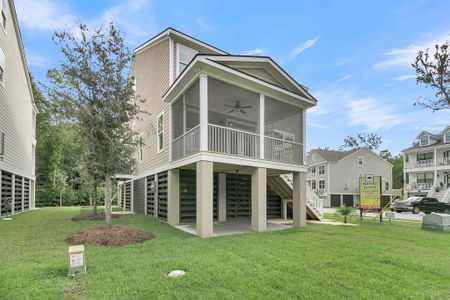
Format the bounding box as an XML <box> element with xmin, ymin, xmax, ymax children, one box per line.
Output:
<box><xmin>163</xmin><ymin>57</ymin><xmax>315</xmax><ymax>108</ymax></box>
<box><xmin>208</xmin><ymin>56</ymin><xmax>315</xmax><ymax>102</ymax></box>
<box><xmin>134</xmin><ymin>28</ymin><xmax>227</xmax><ymax>56</ymax></box>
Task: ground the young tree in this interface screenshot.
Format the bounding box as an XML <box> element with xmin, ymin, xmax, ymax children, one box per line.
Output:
<box><xmin>47</xmin><ymin>23</ymin><xmax>143</xmax><ymax>228</ymax></box>
<box><xmin>339</xmin><ymin>133</ymin><xmax>382</xmax><ymax>151</ymax></box>
<box><xmin>412</xmin><ymin>40</ymin><xmax>450</xmax><ymax>111</ymax></box>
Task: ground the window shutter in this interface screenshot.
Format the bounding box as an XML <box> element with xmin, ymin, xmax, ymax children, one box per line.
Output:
<box><xmin>0</xmin><ymin>132</ymin><xmax>4</xmax><ymax>155</ymax></box>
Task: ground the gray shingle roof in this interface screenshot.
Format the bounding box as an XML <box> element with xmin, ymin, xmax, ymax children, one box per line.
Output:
<box><xmin>313</xmin><ymin>149</ymin><xmax>359</xmax><ymax>162</ymax></box>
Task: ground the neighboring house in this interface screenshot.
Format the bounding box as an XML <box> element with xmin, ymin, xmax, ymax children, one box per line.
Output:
<box><xmin>117</xmin><ymin>28</ymin><xmax>319</xmax><ymax>237</ymax></box>
<box><xmin>0</xmin><ymin>0</ymin><xmax>37</xmax><ymax>217</ymax></box>
<box><xmin>306</xmin><ymin>148</ymin><xmax>393</xmax><ymax>207</ymax></box>
<box><xmin>403</xmin><ymin>127</ymin><xmax>450</xmax><ymax>202</ymax></box>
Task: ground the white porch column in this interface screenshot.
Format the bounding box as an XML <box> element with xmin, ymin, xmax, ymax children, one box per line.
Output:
<box><xmin>218</xmin><ymin>173</ymin><xmax>227</xmax><ymax>222</ymax></box>
<box><xmin>144</xmin><ymin>177</ymin><xmax>148</xmax><ymax>215</ymax></box>
<box><xmin>199</xmin><ymin>74</ymin><xmax>208</xmax><ymax>152</ymax></box>
<box><xmin>22</xmin><ymin>177</ymin><xmax>25</xmax><ymax>212</ymax></box>
<box><xmin>259</xmin><ymin>94</ymin><xmax>265</xmax><ymax>159</ymax></box>
<box><xmin>434</xmin><ymin>148</ymin><xmax>437</xmax><ymax>166</ymax></box>
<box><xmin>154</xmin><ymin>174</ymin><xmax>159</xmax><ymax>218</ymax></box>
<box><xmin>196</xmin><ymin>161</ymin><xmax>214</xmax><ymax>237</ymax></box>
<box><xmin>11</xmin><ymin>174</ymin><xmax>15</xmax><ymax>214</ymax></box>
<box><xmin>251</xmin><ymin>167</ymin><xmax>267</xmax><ymax>232</ymax></box>
<box><xmin>167</xmin><ymin>169</ymin><xmax>180</xmax><ymax>225</ymax></box>
<box><xmin>130</xmin><ymin>180</ymin><xmax>134</xmax><ymax>213</ymax></box>
<box><xmin>293</xmin><ymin>172</ymin><xmax>307</xmax><ymax>228</ymax></box>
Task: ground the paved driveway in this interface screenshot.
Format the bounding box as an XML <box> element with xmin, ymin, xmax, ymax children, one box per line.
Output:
<box><xmin>323</xmin><ymin>208</ymin><xmax>424</xmax><ymax>222</ymax></box>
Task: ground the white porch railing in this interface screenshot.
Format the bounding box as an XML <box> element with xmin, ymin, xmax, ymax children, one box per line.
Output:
<box><xmin>171</xmin><ymin>125</ymin><xmax>200</xmax><ymax>161</ymax></box>
<box><xmin>411</xmin><ymin>182</ymin><xmax>433</xmax><ymax>190</ymax></box>
<box><xmin>440</xmin><ymin>158</ymin><xmax>450</xmax><ymax>166</ymax></box>
<box><xmin>208</xmin><ymin>124</ymin><xmax>259</xmax><ymax>158</ymax></box>
<box><xmin>265</xmin><ymin>137</ymin><xmax>303</xmax><ymax>165</ymax></box>
<box><xmin>405</xmin><ymin>159</ymin><xmax>434</xmax><ymax>169</ymax></box>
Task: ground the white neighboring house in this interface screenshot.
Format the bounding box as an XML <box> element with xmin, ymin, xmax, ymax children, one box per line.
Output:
<box><xmin>306</xmin><ymin>148</ymin><xmax>394</xmax><ymax>207</ymax></box>
<box><xmin>0</xmin><ymin>0</ymin><xmax>37</xmax><ymax>217</ymax></box>
<box><xmin>403</xmin><ymin>126</ymin><xmax>450</xmax><ymax>202</ymax></box>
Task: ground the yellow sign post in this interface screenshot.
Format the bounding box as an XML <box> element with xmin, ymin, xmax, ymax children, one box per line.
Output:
<box><xmin>359</xmin><ymin>175</ymin><xmax>381</xmax><ymax>210</ymax></box>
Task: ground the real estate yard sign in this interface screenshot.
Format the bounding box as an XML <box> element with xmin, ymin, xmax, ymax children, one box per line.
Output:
<box><xmin>359</xmin><ymin>175</ymin><xmax>381</xmax><ymax>210</ymax></box>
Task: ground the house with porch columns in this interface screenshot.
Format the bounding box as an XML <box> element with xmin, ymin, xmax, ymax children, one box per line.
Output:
<box><xmin>403</xmin><ymin>127</ymin><xmax>450</xmax><ymax>202</ymax></box>
<box><xmin>117</xmin><ymin>28</ymin><xmax>320</xmax><ymax>237</ymax></box>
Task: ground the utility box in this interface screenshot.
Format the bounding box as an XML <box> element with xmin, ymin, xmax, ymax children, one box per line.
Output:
<box><xmin>422</xmin><ymin>213</ymin><xmax>450</xmax><ymax>232</ymax></box>
<box><xmin>68</xmin><ymin>245</ymin><xmax>86</xmax><ymax>277</ymax></box>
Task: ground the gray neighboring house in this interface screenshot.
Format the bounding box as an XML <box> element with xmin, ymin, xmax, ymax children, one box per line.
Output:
<box><xmin>0</xmin><ymin>0</ymin><xmax>37</xmax><ymax>217</ymax></box>
<box><xmin>306</xmin><ymin>148</ymin><xmax>393</xmax><ymax>207</ymax></box>
<box><xmin>117</xmin><ymin>28</ymin><xmax>322</xmax><ymax>237</ymax></box>
<box><xmin>403</xmin><ymin>126</ymin><xmax>450</xmax><ymax>202</ymax></box>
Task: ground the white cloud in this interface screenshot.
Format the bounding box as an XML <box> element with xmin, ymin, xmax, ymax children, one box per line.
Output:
<box><xmin>373</xmin><ymin>33</ymin><xmax>450</xmax><ymax>71</ymax></box>
<box><xmin>308</xmin><ymin>122</ymin><xmax>331</xmax><ymax>129</ymax></box>
<box><xmin>347</xmin><ymin>98</ymin><xmax>407</xmax><ymax>130</ymax></box>
<box><xmin>15</xmin><ymin>0</ymin><xmax>155</xmax><ymax>40</ymax></box>
<box><xmin>289</xmin><ymin>36</ymin><xmax>319</xmax><ymax>59</ymax></box>
<box><xmin>331</xmin><ymin>74</ymin><xmax>351</xmax><ymax>84</ymax></box>
<box><xmin>392</xmin><ymin>74</ymin><xmax>416</xmax><ymax>81</ymax></box>
<box><xmin>196</xmin><ymin>17</ymin><xmax>215</xmax><ymax>31</ymax></box>
<box><xmin>241</xmin><ymin>48</ymin><xmax>266</xmax><ymax>55</ymax></box>
<box><xmin>26</xmin><ymin>52</ymin><xmax>47</xmax><ymax>68</ymax></box>
<box><xmin>307</xmin><ymin>88</ymin><xmax>354</xmax><ymax>116</ymax></box>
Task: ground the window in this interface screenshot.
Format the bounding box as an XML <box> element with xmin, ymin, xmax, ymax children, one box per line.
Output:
<box><xmin>139</xmin><ymin>134</ymin><xmax>144</xmax><ymax>163</ymax></box>
<box><xmin>0</xmin><ymin>47</ymin><xmax>4</xmax><ymax>85</ymax></box>
<box><xmin>311</xmin><ymin>180</ymin><xmax>316</xmax><ymax>190</ymax></box>
<box><xmin>358</xmin><ymin>156</ymin><xmax>364</xmax><ymax>166</ymax></box>
<box><xmin>318</xmin><ymin>180</ymin><xmax>325</xmax><ymax>190</ymax></box>
<box><xmin>311</xmin><ymin>166</ymin><xmax>316</xmax><ymax>174</ymax></box>
<box><xmin>385</xmin><ymin>181</ymin><xmax>390</xmax><ymax>191</ymax></box>
<box><xmin>420</xmin><ymin>135</ymin><xmax>428</xmax><ymax>146</ymax></box>
<box><xmin>405</xmin><ymin>154</ymin><xmax>409</xmax><ymax>163</ymax></box>
<box><xmin>417</xmin><ymin>152</ymin><xmax>433</xmax><ymax>161</ymax></box>
<box><xmin>445</xmin><ymin>131</ymin><xmax>450</xmax><ymax>143</ymax></box>
<box><xmin>157</xmin><ymin>112</ymin><xmax>164</xmax><ymax>152</ymax></box>
<box><xmin>32</xmin><ymin>144</ymin><xmax>35</xmax><ymax>175</ymax></box>
<box><xmin>0</xmin><ymin>0</ymin><xmax>6</xmax><ymax>31</ymax></box>
<box><xmin>0</xmin><ymin>132</ymin><xmax>4</xmax><ymax>155</ymax></box>
<box><xmin>417</xmin><ymin>172</ymin><xmax>433</xmax><ymax>183</ymax></box>
<box><xmin>177</xmin><ymin>44</ymin><xmax>197</xmax><ymax>76</ymax></box>
<box><xmin>318</xmin><ymin>165</ymin><xmax>325</xmax><ymax>175</ymax></box>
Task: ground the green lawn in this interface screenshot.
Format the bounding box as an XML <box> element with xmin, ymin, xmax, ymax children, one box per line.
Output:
<box><xmin>1</xmin><ymin>208</ymin><xmax>449</xmax><ymax>299</ymax></box>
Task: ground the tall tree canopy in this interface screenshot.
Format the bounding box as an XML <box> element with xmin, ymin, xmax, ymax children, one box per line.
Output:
<box><xmin>47</xmin><ymin>23</ymin><xmax>143</xmax><ymax>227</ymax></box>
<box><xmin>339</xmin><ymin>133</ymin><xmax>383</xmax><ymax>151</ymax></box>
<box><xmin>412</xmin><ymin>40</ymin><xmax>450</xmax><ymax>111</ymax></box>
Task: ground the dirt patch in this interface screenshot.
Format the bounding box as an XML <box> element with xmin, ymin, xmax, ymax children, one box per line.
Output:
<box><xmin>67</xmin><ymin>226</ymin><xmax>155</xmax><ymax>246</ymax></box>
<box><xmin>71</xmin><ymin>213</ymin><xmax>120</xmax><ymax>222</ymax></box>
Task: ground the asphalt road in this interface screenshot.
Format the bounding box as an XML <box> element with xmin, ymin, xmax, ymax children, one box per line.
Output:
<box><xmin>323</xmin><ymin>208</ymin><xmax>424</xmax><ymax>222</ymax></box>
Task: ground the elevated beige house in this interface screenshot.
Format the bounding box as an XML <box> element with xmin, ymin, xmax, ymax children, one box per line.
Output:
<box><xmin>118</xmin><ymin>28</ymin><xmax>321</xmax><ymax>237</ymax></box>
<box><xmin>306</xmin><ymin>148</ymin><xmax>393</xmax><ymax>207</ymax></box>
<box><xmin>0</xmin><ymin>0</ymin><xmax>37</xmax><ymax>217</ymax></box>
<box><xmin>403</xmin><ymin>127</ymin><xmax>450</xmax><ymax>202</ymax></box>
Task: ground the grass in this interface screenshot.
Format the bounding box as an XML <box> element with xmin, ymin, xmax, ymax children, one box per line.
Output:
<box><xmin>1</xmin><ymin>207</ymin><xmax>450</xmax><ymax>299</ymax></box>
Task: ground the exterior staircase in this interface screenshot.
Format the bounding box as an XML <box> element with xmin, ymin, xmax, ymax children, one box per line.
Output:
<box><xmin>267</xmin><ymin>174</ymin><xmax>323</xmax><ymax>221</ymax></box>
<box><xmin>428</xmin><ymin>186</ymin><xmax>450</xmax><ymax>202</ymax></box>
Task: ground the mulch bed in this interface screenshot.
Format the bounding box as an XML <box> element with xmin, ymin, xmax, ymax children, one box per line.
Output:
<box><xmin>67</xmin><ymin>226</ymin><xmax>155</xmax><ymax>246</ymax></box>
<box><xmin>71</xmin><ymin>213</ymin><xmax>120</xmax><ymax>222</ymax></box>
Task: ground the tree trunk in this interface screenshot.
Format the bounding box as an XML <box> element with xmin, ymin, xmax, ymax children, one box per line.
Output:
<box><xmin>105</xmin><ymin>176</ymin><xmax>112</xmax><ymax>229</ymax></box>
<box><xmin>92</xmin><ymin>182</ymin><xmax>98</xmax><ymax>215</ymax></box>
<box><xmin>60</xmin><ymin>191</ymin><xmax>63</xmax><ymax>207</ymax></box>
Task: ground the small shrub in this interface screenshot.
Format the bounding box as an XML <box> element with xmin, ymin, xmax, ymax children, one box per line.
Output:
<box><xmin>338</xmin><ymin>206</ymin><xmax>354</xmax><ymax>224</ymax></box>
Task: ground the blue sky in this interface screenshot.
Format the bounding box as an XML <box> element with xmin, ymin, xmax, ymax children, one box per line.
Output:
<box><xmin>15</xmin><ymin>0</ymin><xmax>450</xmax><ymax>154</ymax></box>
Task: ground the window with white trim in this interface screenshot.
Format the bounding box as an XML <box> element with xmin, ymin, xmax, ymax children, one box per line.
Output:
<box><xmin>385</xmin><ymin>181</ymin><xmax>390</xmax><ymax>191</ymax></box>
<box><xmin>177</xmin><ymin>44</ymin><xmax>197</xmax><ymax>76</ymax></box>
<box><xmin>0</xmin><ymin>47</ymin><xmax>5</xmax><ymax>85</ymax></box>
<box><xmin>420</xmin><ymin>135</ymin><xmax>428</xmax><ymax>146</ymax></box>
<box><xmin>311</xmin><ymin>166</ymin><xmax>316</xmax><ymax>174</ymax></box>
<box><xmin>311</xmin><ymin>180</ymin><xmax>317</xmax><ymax>190</ymax></box>
<box><xmin>318</xmin><ymin>180</ymin><xmax>325</xmax><ymax>190</ymax></box>
<box><xmin>157</xmin><ymin>112</ymin><xmax>164</xmax><ymax>152</ymax></box>
<box><xmin>358</xmin><ymin>156</ymin><xmax>364</xmax><ymax>166</ymax></box>
<box><xmin>139</xmin><ymin>134</ymin><xmax>144</xmax><ymax>163</ymax></box>
<box><xmin>0</xmin><ymin>0</ymin><xmax>6</xmax><ymax>31</ymax></box>
<box><xmin>445</xmin><ymin>131</ymin><xmax>450</xmax><ymax>143</ymax></box>
<box><xmin>318</xmin><ymin>165</ymin><xmax>325</xmax><ymax>175</ymax></box>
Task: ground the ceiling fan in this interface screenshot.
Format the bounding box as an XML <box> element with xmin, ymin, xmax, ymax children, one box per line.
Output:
<box><xmin>224</xmin><ymin>101</ymin><xmax>252</xmax><ymax>114</ymax></box>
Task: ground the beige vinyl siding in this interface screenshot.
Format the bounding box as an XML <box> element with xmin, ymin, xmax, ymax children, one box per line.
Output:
<box><xmin>0</xmin><ymin>0</ymin><xmax>34</xmax><ymax>179</ymax></box>
<box><xmin>131</xmin><ymin>38</ymin><xmax>170</xmax><ymax>175</ymax></box>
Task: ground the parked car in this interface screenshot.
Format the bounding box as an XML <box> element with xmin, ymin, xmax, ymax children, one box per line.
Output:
<box><xmin>391</xmin><ymin>197</ymin><xmax>422</xmax><ymax>213</ymax></box>
<box><xmin>411</xmin><ymin>197</ymin><xmax>450</xmax><ymax>214</ymax></box>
